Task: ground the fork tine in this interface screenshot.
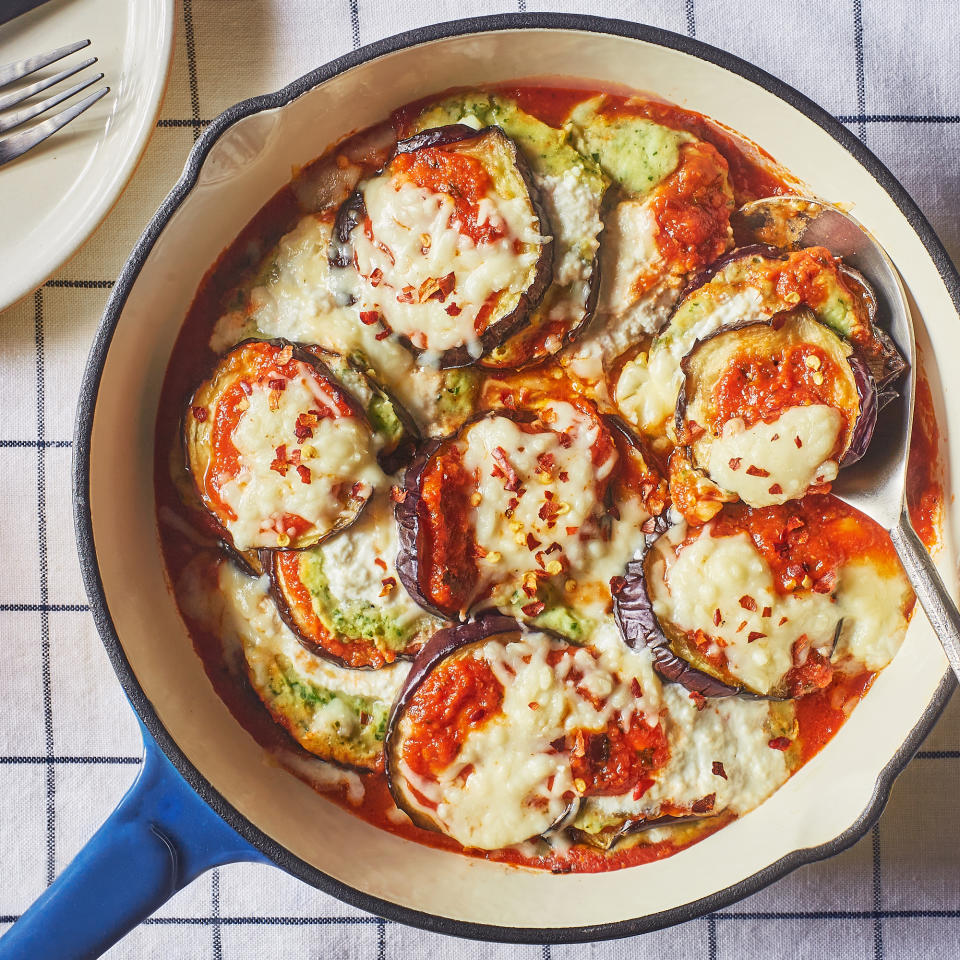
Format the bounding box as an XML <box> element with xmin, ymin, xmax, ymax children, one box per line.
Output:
<box><xmin>0</xmin><ymin>86</ymin><xmax>109</xmax><ymax>167</ymax></box>
<box><xmin>0</xmin><ymin>40</ymin><xmax>91</xmax><ymax>89</ymax></box>
<box><xmin>0</xmin><ymin>56</ymin><xmax>98</xmax><ymax>112</ymax></box>
<box><xmin>0</xmin><ymin>71</ymin><xmax>105</xmax><ymax>135</ymax></box>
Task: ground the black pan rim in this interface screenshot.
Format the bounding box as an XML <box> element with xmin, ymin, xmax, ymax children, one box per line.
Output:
<box><xmin>72</xmin><ymin>12</ymin><xmax>959</xmax><ymax>945</ymax></box>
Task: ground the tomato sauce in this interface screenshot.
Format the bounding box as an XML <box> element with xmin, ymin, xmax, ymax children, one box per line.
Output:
<box><xmin>152</xmin><ymin>81</ymin><xmax>945</xmax><ymax>877</ymax></box>
<box><xmin>711</xmin><ymin>495</ymin><xmax>903</xmax><ymax>595</ymax></box>
<box><xmin>392</xmin><ymin>147</ymin><xmax>504</xmax><ymax>245</ymax></box>
<box><xmin>401</xmin><ymin>656</ymin><xmax>504</xmax><ymax>779</ymax></box>
<box><xmin>710</xmin><ymin>342</ymin><xmax>844</xmax><ymax>433</ymax></box>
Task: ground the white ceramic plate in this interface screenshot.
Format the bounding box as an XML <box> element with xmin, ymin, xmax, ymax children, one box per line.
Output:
<box><xmin>0</xmin><ymin>0</ymin><xmax>174</xmax><ymax>310</ymax></box>
<box><xmin>76</xmin><ymin>15</ymin><xmax>960</xmax><ymax>942</ymax></box>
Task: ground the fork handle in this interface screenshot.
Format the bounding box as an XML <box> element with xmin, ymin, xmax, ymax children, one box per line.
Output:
<box><xmin>891</xmin><ymin>509</ymin><xmax>960</xmax><ymax>682</ymax></box>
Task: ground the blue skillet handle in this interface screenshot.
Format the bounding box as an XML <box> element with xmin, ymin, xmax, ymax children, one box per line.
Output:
<box><xmin>0</xmin><ymin>727</ymin><xmax>269</xmax><ymax>960</ymax></box>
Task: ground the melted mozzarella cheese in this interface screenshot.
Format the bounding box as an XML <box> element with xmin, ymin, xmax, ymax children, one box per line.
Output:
<box><xmin>209</xmin><ymin>215</ymin><xmax>447</xmax><ymax>429</ymax></box>
<box><xmin>704</xmin><ymin>405</ymin><xmax>843</xmax><ymax>506</ymax></box>
<box><xmin>834</xmin><ymin>562</ymin><xmax>912</xmax><ymax>670</ymax></box>
<box><xmin>218</xmin><ymin>374</ymin><xmax>384</xmax><ymax>549</ymax></box>
<box><xmin>353</xmin><ymin>175</ymin><xmax>543</xmax><ymax>355</ymax></box>
<box><xmin>583</xmin><ymin>685</ymin><xmax>791</xmax><ymax>825</ymax></box>
<box><xmin>650</xmin><ymin>526</ymin><xmax>840</xmax><ymax>695</ymax></box>
<box><xmin>460</xmin><ymin>402</ymin><xmax>613</xmax><ymax>600</ymax></box>
<box><xmin>615</xmin><ymin>288</ymin><xmax>767</xmax><ymax>433</ymax></box>
<box><xmin>397</xmin><ymin>629</ymin><xmax>662</xmax><ymax>850</ymax></box>
<box><xmin>309</xmin><ymin>492</ymin><xmax>430</xmax><ymax>634</ymax></box>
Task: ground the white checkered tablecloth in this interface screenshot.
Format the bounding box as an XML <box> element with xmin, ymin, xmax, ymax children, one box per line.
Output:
<box><xmin>1</xmin><ymin>1</ymin><xmax>959</xmax><ymax>957</ymax></box>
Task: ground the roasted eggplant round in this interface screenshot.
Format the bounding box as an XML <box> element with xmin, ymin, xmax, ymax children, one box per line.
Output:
<box><xmin>184</xmin><ymin>339</ymin><xmax>383</xmax><ymax>552</ymax></box>
<box><xmin>613</xmin><ymin>496</ymin><xmax>914</xmax><ymax>699</ymax></box>
<box><xmin>673</xmin><ymin>307</ymin><xmax>878</xmax><ymax>511</ymax></box>
<box><xmin>395</xmin><ymin>398</ymin><xmax>623</xmax><ymax>621</ymax></box>
<box><xmin>266</xmin><ymin>495</ymin><xmax>440</xmax><ymax>669</ymax></box>
<box><xmin>385</xmin><ymin>616</ymin><xmax>669</xmax><ymax>849</ymax></box>
<box><xmin>333</xmin><ymin>124</ymin><xmax>553</xmax><ymax>368</ymax></box>
<box><xmin>615</xmin><ymin>244</ymin><xmax>904</xmax><ymax>440</ymax></box>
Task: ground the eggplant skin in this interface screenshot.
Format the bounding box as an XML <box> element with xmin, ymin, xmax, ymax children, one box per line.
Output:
<box><xmin>332</xmin><ymin>124</ymin><xmax>554</xmax><ymax>370</ymax></box>
<box><xmin>612</xmin><ymin>557</ymin><xmax>745</xmax><ymax>699</ymax></box>
<box><xmin>843</xmin><ymin>353</ymin><xmax>879</xmax><ymax>466</ymax></box>
<box><xmin>183</xmin><ymin>338</ymin><xmax>374</xmax><ymax>554</ymax></box>
<box><xmin>383</xmin><ymin>614</ymin><xmax>521</xmax><ymax>834</ymax></box>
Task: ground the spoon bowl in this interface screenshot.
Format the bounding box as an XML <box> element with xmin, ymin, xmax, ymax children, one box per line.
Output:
<box><xmin>733</xmin><ymin>196</ymin><xmax>960</xmax><ymax>680</ymax></box>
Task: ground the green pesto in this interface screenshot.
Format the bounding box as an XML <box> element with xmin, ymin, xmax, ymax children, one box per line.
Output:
<box><xmin>567</xmin><ymin>97</ymin><xmax>692</xmax><ymax>198</ymax></box>
<box><xmin>295</xmin><ymin>548</ymin><xmax>424</xmax><ymax>653</ymax></box>
<box><xmin>266</xmin><ymin>655</ymin><xmax>389</xmax><ymax>754</ymax></box>
<box><xmin>435</xmin><ymin>368</ymin><xmax>480</xmax><ymax>425</ymax></box>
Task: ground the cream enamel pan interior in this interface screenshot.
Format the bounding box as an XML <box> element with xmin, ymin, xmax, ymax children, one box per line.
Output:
<box><xmin>75</xmin><ymin>16</ymin><xmax>960</xmax><ymax>941</ymax></box>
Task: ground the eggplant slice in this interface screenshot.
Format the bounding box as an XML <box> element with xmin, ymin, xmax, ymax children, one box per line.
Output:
<box><xmin>674</xmin><ymin>307</ymin><xmax>878</xmax><ymax>513</ymax></box>
<box><xmin>405</xmin><ymin>93</ymin><xmax>609</xmax><ymax>370</ymax></box>
<box><xmin>615</xmin><ymin>244</ymin><xmax>905</xmax><ymax>439</ymax></box>
<box><xmin>333</xmin><ymin>124</ymin><xmax>553</xmax><ymax>368</ymax></box>
<box><xmin>613</xmin><ymin>498</ymin><xmax>913</xmax><ymax>699</ymax></box>
<box><xmin>267</xmin><ymin>495</ymin><xmax>440</xmax><ymax>670</ymax></box>
<box><xmin>184</xmin><ymin>339</ymin><xmax>383</xmax><ymax>552</ymax></box>
<box><xmin>385</xmin><ymin>616</ymin><xmax>669</xmax><ymax>850</ymax></box>
<box><xmin>395</xmin><ymin>399</ymin><xmax>622</xmax><ymax>622</ymax></box>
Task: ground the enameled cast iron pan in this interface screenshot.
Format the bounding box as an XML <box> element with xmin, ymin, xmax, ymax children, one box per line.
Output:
<box><xmin>1</xmin><ymin>14</ymin><xmax>958</xmax><ymax>958</ymax></box>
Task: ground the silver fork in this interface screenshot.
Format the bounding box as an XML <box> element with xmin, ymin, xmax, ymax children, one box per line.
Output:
<box><xmin>0</xmin><ymin>39</ymin><xmax>109</xmax><ymax>166</ymax></box>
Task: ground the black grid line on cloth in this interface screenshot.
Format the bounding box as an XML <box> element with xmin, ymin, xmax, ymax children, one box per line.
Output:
<box><xmin>707</xmin><ymin>911</ymin><xmax>718</xmax><ymax>960</ymax></box>
<box><xmin>541</xmin><ymin>943</ymin><xmax>550</xmax><ymax>960</ymax></box>
<box><xmin>33</xmin><ymin>289</ymin><xmax>57</xmax><ymax>889</ymax></box>
<box><xmin>0</xmin><ymin>756</ymin><xmax>141</xmax><ymax>764</ymax></box>
<box><xmin>685</xmin><ymin>0</ymin><xmax>696</xmax><ymax>38</ymax></box>
<box><xmin>43</xmin><ymin>279</ymin><xmax>114</xmax><ymax>289</ymax></box>
<box><xmin>212</xmin><ymin>869</ymin><xmax>222</xmax><ymax>960</ymax></box>
<box><xmin>0</xmin><ymin>603</ymin><xmax>87</xmax><ymax>611</ymax></box>
<box><xmin>0</xmin><ymin>440</ymin><xmax>72</xmax><ymax>449</ymax></box>
<box><xmin>837</xmin><ymin>114</ymin><xmax>960</xmax><ymax>123</ymax></box>
<box><xmin>350</xmin><ymin>0</ymin><xmax>361</xmax><ymax>48</ymax></box>
<box><xmin>183</xmin><ymin>0</ymin><xmax>203</xmax><ymax>141</ymax></box>
<box><xmin>872</xmin><ymin>823</ymin><xmax>885</xmax><ymax>960</ymax></box>
<box><xmin>853</xmin><ymin>0</ymin><xmax>867</xmax><ymax>142</ymax></box>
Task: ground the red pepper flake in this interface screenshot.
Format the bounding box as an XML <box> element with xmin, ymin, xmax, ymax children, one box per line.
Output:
<box><xmin>543</xmin><ymin>489</ymin><xmax>554</xmax><ymax>501</ymax></box>
<box><xmin>359</xmin><ymin>310</ymin><xmax>381</xmax><ymax>325</ymax></box>
<box><xmin>630</xmin><ymin>677</ymin><xmax>642</xmax><ymax>698</ymax></box>
<box><xmin>557</xmin><ymin>433</ymin><xmax>573</xmax><ymax>449</ymax></box>
<box><xmin>390</xmin><ymin>485</ymin><xmax>407</xmax><ymax>503</ymax></box>
<box><xmin>192</xmin><ymin>406</ymin><xmax>208</xmax><ymax>422</ymax></box>
<box><xmin>794</xmin><ymin>436</ymin><xmax>803</xmax><ymax>448</ymax></box>
<box><xmin>632</xmin><ymin>777</ymin><xmax>655</xmax><ymax>801</ymax></box>
<box><xmin>728</xmin><ymin>457</ymin><xmax>742</xmax><ymax>471</ymax></box>
<box><xmin>736</xmin><ymin>620</ymin><xmax>747</xmax><ymax>633</ymax></box>
<box><xmin>374</xmin><ymin>329</ymin><xmax>391</xmax><ymax>341</ymax></box>
<box><xmin>445</xmin><ymin>302</ymin><xmax>462</xmax><ymax>316</ymax></box>
<box><xmin>558</xmin><ymin>470</ymin><xmax>569</xmax><ymax>482</ymax></box>
<box><xmin>396</xmin><ymin>285</ymin><xmax>417</xmax><ymax>304</ymax></box>
<box><xmin>747</xmin><ymin>631</ymin><xmax>766</xmax><ymax>643</ymax></box>
<box><xmin>565</xmin><ymin>525</ymin><xmax>578</xmax><ymax>536</ymax></box>
<box><xmin>268</xmin><ymin>378</ymin><xmax>287</xmax><ymax>391</ymax></box>
<box><xmin>713</xmin><ymin>608</ymin><xmax>722</xmax><ymax>627</ymax></box>
<box><xmin>768</xmin><ymin>737</ymin><xmax>791</xmax><ymax>751</ymax></box>
<box><xmin>276</xmin><ymin>345</ymin><xmax>294</xmax><ymax>365</ymax></box>
<box><xmin>771</xmin><ymin>434</ymin><xmax>779</xmax><ymax>442</ymax></box>
<box><xmin>689</xmin><ymin>691</ymin><xmax>707</xmax><ymax>711</ymax></box>
<box><xmin>491</xmin><ymin>447</ymin><xmax>521</xmax><ymax>491</ymax></box>
<box><xmin>526</xmin><ymin>532</ymin><xmax>541</xmax><ymax>551</ymax></box>
<box><xmin>374</xmin><ymin>557</ymin><xmax>387</xmax><ymax>571</ymax></box>
<box><xmin>768</xmin><ymin>483</ymin><xmax>784</xmax><ymax>496</ymax></box>
<box><xmin>379</xmin><ymin>576</ymin><xmax>397</xmax><ymax>597</ymax></box>
<box><xmin>368</xmin><ymin>267</ymin><xmax>383</xmax><ymax>287</ymax></box>
<box><xmin>536</xmin><ymin>452</ymin><xmax>556</xmax><ymax>475</ymax></box>
<box><xmin>762</xmin><ymin>606</ymin><xmax>772</xmax><ymax>619</ymax></box>
<box><xmin>712</xmin><ymin>761</ymin><xmax>727</xmax><ymax>779</ymax></box>
<box><xmin>296</xmin><ymin>464</ymin><xmax>312</xmax><ymax>485</ymax></box>
<box><xmin>521</xmin><ymin>601</ymin><xmax>545</xmax><ymax>617</ymax></box>
<box><xmin>609</xmin><ymin>575</ymin><xmax>626</xmax><ymax>595</ymax></box>
<box><xmin>434</xmin><ymin>271</ymin><xmax>455</xmax><ymax>301</ymax></box>
<box><xmin>746</xmin><ymin>465</ymin><xmax>770</xmax><ymax>477</ymax></box>
<box><xmin>692</xmin><ymin>793</ymin><xmax>716</xmax><ymax>814</ymax></box>
<box><xmin>528</xmin><ymin>701</ymin><xmax>540</xmax><ymax>711</ymax></box>
<box><xmin>288</xmin><ymin>449</ymin><xmax>301</xmax><ymax>465</ymax></box>
<box><xmin>294</xmin><ymin>411</ymin><xmax>318</xmax><ymax>441</ymax></box>
<box><xmin>544</xmin><ymin>542</ymin><xmax>561</xmax><ymax>555</ymax></box>
<box><xmin>739</xmin><ymin>595</ymin><xmax>757</xmax><ymax>612</ymax></box>
<box><xmin>779</xmin><ymin>616</ymin><xmax>788</xmax><ymax>626</ymax></box>
<box><xmin>270</xmin><ymin>445</ymin><xmax>289</xmax><ymax>476</ymax></box>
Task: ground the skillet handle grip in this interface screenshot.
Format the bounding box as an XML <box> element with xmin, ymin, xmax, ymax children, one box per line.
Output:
<box><xmin>891</xmin><ymin>507</ymin><xmax>960</xmax><ymax>682</ymax></box>
<box><xmin>0</xmin><ymin>730</ymin><xmax>268</xmax><ymax>960</ymax></box>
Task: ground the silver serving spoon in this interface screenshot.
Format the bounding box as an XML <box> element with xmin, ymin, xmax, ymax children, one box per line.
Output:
<box><xmin>733</xmin><ymin>197</ymin><xmax>960</xmax><ymax>681</ymax></box>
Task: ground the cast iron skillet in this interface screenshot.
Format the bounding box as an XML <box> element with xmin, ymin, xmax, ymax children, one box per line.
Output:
<box><xmin>0</xmin><ymin>13</ymin><xmax>956</xmax><ymax>958</ymax></box>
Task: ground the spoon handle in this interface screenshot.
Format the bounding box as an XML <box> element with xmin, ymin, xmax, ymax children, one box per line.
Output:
<box><xmin>890</xmin><ymin>508</ymin><xmax>960</xmax><ymax>681</ymax></box>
